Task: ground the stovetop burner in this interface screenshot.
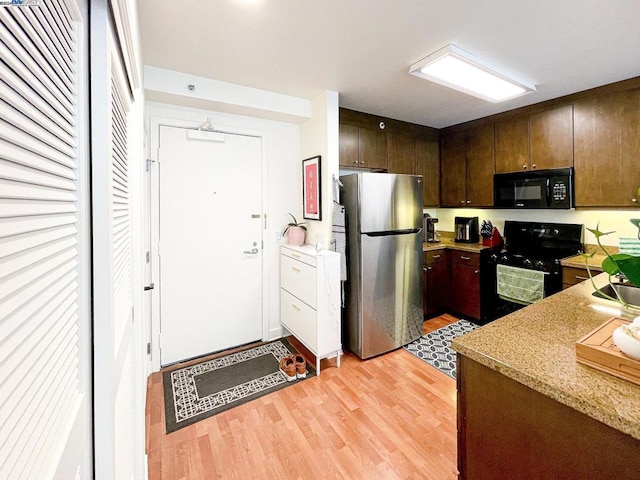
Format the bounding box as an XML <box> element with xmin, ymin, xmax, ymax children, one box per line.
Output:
<box><xmin>487</xmin><ymin>220</ymin><xmax>584</xmax><ymax>274</ymax></box>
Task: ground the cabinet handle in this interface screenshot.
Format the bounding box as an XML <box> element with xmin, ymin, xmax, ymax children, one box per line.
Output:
<box><xmin>291</xmin><ymin>266</ymin><xmax>301</xmax><ymax>272</ymax></box>
<box><xmin>353</xmin><ymin>160</ymin><xmax>358</xmax><ymax>165</ymax></box>
<box><xmin>575</xmin><ymin>275</ymin><xmax>589</xmax><ymax>281</ymax></box>
<box><xmin>466</xmin><ymin>200</ymin><xmax>471</xmax><ymax>204</ymax></box>
<box><xmin>291</xmin><ymin>253</ymin><xmax>301</xmax><ymax>258</ymax></box>
<box><xmin>532</xmin><ymin>163</ymin><xmax>537</xmax><ymax>169</ymax></box>
<box><xmin>292</xmin><ymin>303</ymin><xmax>301</xmax><ymax>311</ymax></box>
<box><xmin>432</xmin><ymin>254</ymin><xmax>441</xmax><ymax>259</ymax></box>
<box><xmin>633</xmin><ymin>198</ymin><xmax>637</xmax><ymax>203</ymax></box>
<box><xmin>460</xmin><ymin>200</ymin><xmax>465</xmax><ymax>204</ymax></box>
<box><xmin>474</xmin><ymin>270</ymin><xmax>479</xmax><ymax>274</ymax></box>
<box><xmin>523</xmin><ymin>164</ymin><xmax>527</xmax><ymax>170</ymax></box>
<box><xmin>460</xmin><ymin>256</ymin><xmax>471</xmax><ymax>260</ymax></box>
<box><xmin>427</xmin><ymin>266</ymin><xmax>433</xmax><ymax>270</ymax></box>
<box><xmin>361</xmin><ymin>160</ymin><xmax>365</xmax><ymax>165</ymax></box>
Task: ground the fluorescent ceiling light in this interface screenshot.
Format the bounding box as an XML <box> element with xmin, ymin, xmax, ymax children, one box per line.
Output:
<box><xmin>409</xmin><ymin>44</ymin><xmax>536</xmax><ymax>102</ymax></box>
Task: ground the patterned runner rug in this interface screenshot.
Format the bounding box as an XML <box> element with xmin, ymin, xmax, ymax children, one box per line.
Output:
<box><xmin>403</xmin><ymin>319</ymin><xmax>479</xmax><ymax>379</ymax></box>
<box><xmin>163</xmin><ymin>338</ymin><xmax>314</xmax><ymax>433</ymax></box>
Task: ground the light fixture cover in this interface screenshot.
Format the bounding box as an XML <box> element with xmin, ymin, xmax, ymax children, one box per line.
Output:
<box><xmin>409</xmin><ymin>44</ymin><xmax>536</xmax><ymax>102</ymax></box>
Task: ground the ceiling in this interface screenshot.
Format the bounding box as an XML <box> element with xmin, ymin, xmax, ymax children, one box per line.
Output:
<box><xmin>137</xmin><ymin>0</ymin><xmax>640</xmax><ymax>129</ymax></box>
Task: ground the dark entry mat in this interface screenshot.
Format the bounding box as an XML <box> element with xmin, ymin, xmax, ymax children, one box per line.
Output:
<box><xmin>163</xmin><ymin>338</ymin><xmax>315</xmax><ymax>433</ymax></box>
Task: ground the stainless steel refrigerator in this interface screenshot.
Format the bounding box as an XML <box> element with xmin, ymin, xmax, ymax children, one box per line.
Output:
<box><xmin>340</xmin><ymin>172</ymin><xmax>424</xmax><ymax>359</ymax></box>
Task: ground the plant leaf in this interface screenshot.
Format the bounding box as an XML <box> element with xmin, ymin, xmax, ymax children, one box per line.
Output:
<box><xmin>601</xmin><ymin>253</ymin><xmax>635</xmax><ymax>275</ymax></box>
<box><xmin>586</xmin><ymin>225</ymin><xmax>615</xmax><ymax>239</ymax></box>
<box><xmin>617</xmin><ymin>256</ymin><xmax>640</xmax><ymax>286</ymax></box>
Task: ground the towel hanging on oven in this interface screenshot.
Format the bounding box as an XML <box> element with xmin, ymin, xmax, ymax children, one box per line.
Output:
<box><xmin>496</xmin><ymin>264</ymin><xmax>545</xmax><ymax>305</ymax></box>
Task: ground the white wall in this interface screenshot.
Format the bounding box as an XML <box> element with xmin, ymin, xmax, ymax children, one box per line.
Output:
<box><xmin>300</xmin><ymin>91</ymin><xmax>340</xmax><ymax>248</ymax></box>
<box><xmin>435</xmin><ymin>208</ymin><xmax>640</xmax><ymax>247</ymax></box>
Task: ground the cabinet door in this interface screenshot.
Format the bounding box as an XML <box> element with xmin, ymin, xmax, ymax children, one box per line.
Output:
<box><xmin>495</xmin><ymin>116</ymin><xmax>529</xmax><ymax>173</ymax></box>
<box><xmin>450</xmin><ymin>262</ymin><xmax>481</xmax><ymax>319</ymax></box>
<box><xmin>358</xmin><ymin>126</ymin><xmax>388</xmax><ymax>170</ymax></box>
<box><xmin>530</xmin><ymin>105</ymin><xmax>573</xmax><ymax>170</ymax></box>
<box><xmin>339</xmin><ymin>123</ymin><xmax>359</xmax><ymax>167</ymax></box>
<box><xmin>465</xmin><ymin>124</ymin><xmax>495</xmax><ymax>207</ymax></box>
<box><xmin>387</xmin><ymin>132</ymin><xmax>415</xmax><ymax>174</ymax></box>
<box><xmin>426</xmin><ymin>257</ymin><xmax>449</xmax><ymax>317</ymax></box>
<box><xmin>574</xmin><ymin>89</ymin><xmax>640</xmax><ymax>207</ymax></box>
<box><xmin>416</xmin><ymin>137</ymin><xmax>440</xmax><ymax>206</ymax></box>
<box><xmin>440</xmin><ymin>131</ymin><xmax>467</xmax><ymax>207</ymax></box>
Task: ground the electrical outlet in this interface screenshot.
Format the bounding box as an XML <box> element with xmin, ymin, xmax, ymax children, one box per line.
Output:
<box><xmin>275</xmin><ymin>231</ymin><xmax>283</xmax><ymax>243</ymax></box>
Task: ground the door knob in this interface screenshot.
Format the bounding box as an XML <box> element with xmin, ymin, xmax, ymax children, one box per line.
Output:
<box><xmin>243</xmin><ymin>248</ymin><xmax>259</xmax><ymax>255</ymax></box>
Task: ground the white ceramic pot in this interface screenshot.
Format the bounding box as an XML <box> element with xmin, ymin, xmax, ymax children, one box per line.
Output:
<box><xmin>612</xmin><ymin>324</ymin><xmax>640</xmax><ymax>361</ymax></box>
<box><xmin>287</xmin><ymin>226</ymin><xmax>306</xmax><ymax>246</ymax></box>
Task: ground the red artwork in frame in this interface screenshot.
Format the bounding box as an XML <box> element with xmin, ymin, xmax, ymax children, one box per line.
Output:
<box><xmin>302</xmin><ymin>155</ymin><xmax>321</xmax><ymax>220</ymax></box>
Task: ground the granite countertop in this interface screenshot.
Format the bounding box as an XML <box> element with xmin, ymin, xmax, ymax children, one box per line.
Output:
<box><xmin>423</xmin><ymin>235</ymin><xmax>488</xmax><ymax>254</ymax></box>
<box><xmin>452</xmin><ymin>273</ymin><xmax>640</xmax><ymax>440</ymax></box>
<box><xmin>561</xmin><ymin>253</ymin><xmax>606</xmax><ymax>271</ymax></box>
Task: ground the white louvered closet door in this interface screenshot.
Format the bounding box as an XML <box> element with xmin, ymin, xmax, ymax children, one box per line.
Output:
<box><xmin>91</xmin><ymin>1</ymin><xmax>143</xmax><ymax>478</ymax></box>
<box><xmin>0</xmin><ymin>1</ymin><xmax>93</xmax><ymax>479</ymax></box>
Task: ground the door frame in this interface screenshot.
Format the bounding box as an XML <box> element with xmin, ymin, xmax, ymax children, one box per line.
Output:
<box><xmin>147</xmin><ymin>116</ymin><xmax>269</xmax><ymax>371</ymax></box>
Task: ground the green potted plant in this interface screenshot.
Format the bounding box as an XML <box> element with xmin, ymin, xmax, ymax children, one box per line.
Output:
<box><xmin>582</xmin><ymin>219</ymin><xmax>640</xmax><ymax>312</ymax></box>
<box><xmin>283</xmin><ymin>213</ymin><xmax>307</xmax><ymax>246</ymax></box>
<box><xmin>583</xmin><ymin>219</ymin><xmax>640</xmax><ymax>359</ymax></box>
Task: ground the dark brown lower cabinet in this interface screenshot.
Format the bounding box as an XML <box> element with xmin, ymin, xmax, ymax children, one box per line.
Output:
<box><xmin>448</xmin><ymin>252</ymin><xmax>480</xmax><ymax>320</ymax></box>
<box><xmin>457</xmin><ymin>355</ymin><xmax>640</xmax><ymax>480</ymax></box>
<box><xmin>423</xmin><ymin>249</ymin><xmax>448</xmax><ymax>317</ymax></box>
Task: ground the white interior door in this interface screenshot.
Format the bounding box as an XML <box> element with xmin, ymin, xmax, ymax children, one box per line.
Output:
<box><xmin>159</xmin><ymin>126</ymin><xmax>263</xmax><ymax>365</ymax></box>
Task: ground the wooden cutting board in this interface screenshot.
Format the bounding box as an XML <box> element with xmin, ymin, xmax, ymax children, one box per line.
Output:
<box><xmin>576</xmin><ymin>317</ymin><xmax>640</xmax><ymax>385</ymax></box>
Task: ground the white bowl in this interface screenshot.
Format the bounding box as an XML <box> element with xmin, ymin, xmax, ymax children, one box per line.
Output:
<box><xmin>612</xmin><ymin>325</ymin><xmax>640</xmax><ymax>361</ymax></box>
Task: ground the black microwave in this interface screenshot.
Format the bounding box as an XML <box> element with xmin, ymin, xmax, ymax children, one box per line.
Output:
<box><xmin>494</xmin><ymin>167</ymin><xmax>574</xmax><ymax>209</ymax></box>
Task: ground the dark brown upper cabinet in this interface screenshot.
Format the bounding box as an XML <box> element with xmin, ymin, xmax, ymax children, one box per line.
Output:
<box><xmin>416</xmin><ymin>137</ymin><xmax>440</xmax><ymax>207</ymax></box>
<box><xmin>387</xmin><ymin>132</ymin><xmax>416</xmax><ymax>175</ymax></box>
<box><xmin>441</xmin><ymin>125</ymin><xmax>494</xmax><ymax>207</ymax></box>
<box><xmin>529</xmin><ymin>105</ymin><xmax>574</xmax><ymax>170</ymax></box>
<box><xmin>574</xmin><ymin>88</ymin><xmax>640</xmax><ymax>207</ymax></box>
<box><xmin>495</xmin><ymin>106</ymin><xmax>573</xmax><ymax>173</ymax></box>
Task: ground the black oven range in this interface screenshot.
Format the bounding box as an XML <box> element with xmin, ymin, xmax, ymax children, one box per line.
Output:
<box><xmin>481</xmin><ymin>220</ymin><xmax>584</xmax><ymax>322</ymax></box>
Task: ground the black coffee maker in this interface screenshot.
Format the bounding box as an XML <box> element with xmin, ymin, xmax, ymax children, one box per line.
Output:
<box><xmin>454</xmin><ymin>216</ymin><xmax>480</xmax><ymax>243</ymax></box>
<box><xmin>423</xmin><ymin>214</ymin><xmax>440</xmax><ymax>243</ymax></box>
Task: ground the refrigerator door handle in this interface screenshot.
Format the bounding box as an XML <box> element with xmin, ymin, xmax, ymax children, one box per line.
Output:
<box><xmin>365</xmin><ymin>228</ymin><xmax>421</xmax><ymax>237</ymax></box>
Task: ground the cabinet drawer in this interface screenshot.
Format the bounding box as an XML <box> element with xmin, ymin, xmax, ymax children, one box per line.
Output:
<box><xmin>424</xmin><ymin>249</ymin><xmax>446</xmax><ymax>264</ymax></box>
<box><xmin>281</xmin><ymin>247</ymin><xmax>316</xmax><ymax>267</ymax></box>
<box><xmin>280</xmin><ymin>254</ymin><xmax>317</xmax><ymax>308</ymax></box>
<box><xmin>281</xmin><ymin>289</ymin><xmax>317</xmax><ymax>348</ymax></box>
<box><xmin>562</xmin><ymin>266</ymin><xmax>590</xmax><ymax>287</ymax></box>
<box><xmin>450</xmin><ymin>251</ymin><xmax>480</xmax><ymax>267</ymax></box>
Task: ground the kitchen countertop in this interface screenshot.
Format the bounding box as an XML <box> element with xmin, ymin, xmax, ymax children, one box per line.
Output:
<box><xmin>561</xmin><ymin>253</ymin><xmax>606</xmax><ymax>271</ymax></box>
<box><xmin>423</xmin><ymin>237</ymin><xmax>488</xmax><ymax>254</ymax></box>
<box><xmin>452</xmin><ymin>272</ymin><xmax>640</xmax><ymax>440</ymax></box>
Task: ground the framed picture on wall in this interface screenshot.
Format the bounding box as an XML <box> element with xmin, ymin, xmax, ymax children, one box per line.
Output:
<box><xmin>302</xmin><ymin>155</ymin><xmax>321</xmax><ymax>220</ymax></box>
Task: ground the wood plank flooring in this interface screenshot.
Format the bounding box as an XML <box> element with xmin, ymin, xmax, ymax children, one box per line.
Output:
<box><xmin>146</xmin><ymin>314</ymin><xmax>459</xmax><ymax>480</ymax></box>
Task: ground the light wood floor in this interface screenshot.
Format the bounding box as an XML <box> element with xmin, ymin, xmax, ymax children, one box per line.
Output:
<box><xmin>146</xmin><ymin>314</ymin><xmax>460</xmax><ymax>480</ymax></box>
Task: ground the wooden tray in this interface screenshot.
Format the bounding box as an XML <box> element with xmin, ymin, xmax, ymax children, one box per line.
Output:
<box><xmin>576</xmin><ymin>317</ymin><xmax>640</xmax><ymax>385</ymax></box>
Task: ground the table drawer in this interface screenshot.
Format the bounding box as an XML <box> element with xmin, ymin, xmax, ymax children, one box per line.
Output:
<box><xmin>280</xmin><ymin>254</ymin><xmax>317</xmax><ymax>308</ymax></box>
<box><xmin>281</xmin><ymin>289</ymin><xmax>317</xmax><ymax>348</ymax></box>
